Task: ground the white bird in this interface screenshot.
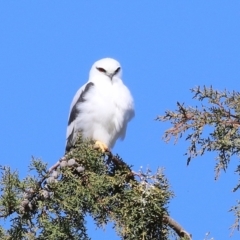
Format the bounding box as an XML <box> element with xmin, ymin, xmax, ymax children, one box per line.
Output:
<box><xmin>65</xmin><ymin>58</ymin><xmax>135</xmax><ymax>152</ymax></box>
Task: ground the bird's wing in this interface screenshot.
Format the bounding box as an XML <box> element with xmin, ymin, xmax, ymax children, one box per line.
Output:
<box><xmin>66</xmin><ymin>82</ymin><xmax>94</xmax><ymax>152</ymax></box>
<box><xmin>119</xmin><ymin>108</ymin><xmax>135</xmax><ymax>140</ymax></box>
<box><xmin>67</xmin><ymin>82</ymin><xmax>94</xmax><ymax>125</ymax></box>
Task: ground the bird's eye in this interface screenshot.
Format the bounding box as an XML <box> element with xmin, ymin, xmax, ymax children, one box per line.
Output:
<box><xmin>97</xmin><ymin>67</ymin><xmax>106</xmax><ymax>73</ymax></box>
<box><xmin>115</xmin><ymin>67</ymin><xmax>121</xmax><ymax>74</ymax></box>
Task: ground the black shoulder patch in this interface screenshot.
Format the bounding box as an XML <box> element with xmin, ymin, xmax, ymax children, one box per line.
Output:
<box><xmin>67</xmin><ymin>82</ymin><xmax>94</xmax><ymax>126</ymax></box>
<box><xmin>65</xmin><ymin>127</ymin><xmax>74</xmax><ymax>152</ymax></box>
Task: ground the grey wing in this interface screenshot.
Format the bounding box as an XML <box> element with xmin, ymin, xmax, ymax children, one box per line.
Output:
<box><xmin>65</xmin><ymin>82</ymin><xmax>94</xmax><ymax>152</ymax></box>
<box><xmin>119</xmin><ymin>108</ymin><xmax>135</xmax><ymax>140</ymax></box>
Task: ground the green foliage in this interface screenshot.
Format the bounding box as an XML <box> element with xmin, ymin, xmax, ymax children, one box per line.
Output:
<box><xmin>0</xmin><ymin>136</ymin><xmax>173</xmax><ymax>239</ymax></box>
<box><xmin>157</xmin><ymin>86</ymin><xmax>240</xmax><ymax>231</ymax></box>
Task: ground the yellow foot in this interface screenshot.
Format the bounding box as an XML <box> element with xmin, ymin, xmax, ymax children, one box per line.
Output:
<box><xmin>94</xmin><ymin>141</ymin><xmax>108</xmax><ymax>153</ymax></box>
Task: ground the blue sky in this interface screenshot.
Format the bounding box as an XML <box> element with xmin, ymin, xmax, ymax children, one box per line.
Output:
<box><xmin>0</xmin><ymin>1</ymin><xmax>240</xmax><ymax>239</ymax></box>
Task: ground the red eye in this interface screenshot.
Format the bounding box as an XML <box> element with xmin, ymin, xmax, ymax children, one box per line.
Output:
<box><xmin>97</xmin><ymin>67</ymin><xmax>106</xmax><ymax>73</ymax></box>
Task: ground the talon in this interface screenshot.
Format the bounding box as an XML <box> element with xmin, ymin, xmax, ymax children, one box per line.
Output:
<box><xmin>94</xmin><ymin>141</ymin><xmax>108</xmax><ymax>152</ymax></box>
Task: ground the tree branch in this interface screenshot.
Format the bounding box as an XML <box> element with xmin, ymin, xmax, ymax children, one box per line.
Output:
<box><xmin>0</xmin><ymin>137</ymin><xmax>192</xmax><ymax>239</ymax></box>
<box><xmin>163</xmin><ymin>215</ymin><xmax>192</xmax><ymax>240</ymax></box>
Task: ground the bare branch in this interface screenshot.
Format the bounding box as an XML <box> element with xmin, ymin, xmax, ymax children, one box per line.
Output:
<box><xmin>163</xmin><ymin>215</ymin><xmax>192</xmax><ymax>240</ymax></box>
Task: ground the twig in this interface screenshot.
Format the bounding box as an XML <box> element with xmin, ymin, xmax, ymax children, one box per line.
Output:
<box><xmin>106</xmin><ymin>151</ymin><xmax>128</xmax><ymax>166</ymax></box>
<box><xmin>48</xmin><ymin>156</ymin><xmax>67</xmax><ymax>173</ymax></box>
<box><xmin>48</xmin><ymin>161</ymin><xmax>59</xmax><ymax>173</ymax></box>
<box><xmin>106</xmin><ymin>150</ymin><xmax>135</xmax><ymax>180</ymax></box>
<box><xmin>163</xmin><ymin>215</ymin><xmax>192</xmax><ymax>240</ymax></box>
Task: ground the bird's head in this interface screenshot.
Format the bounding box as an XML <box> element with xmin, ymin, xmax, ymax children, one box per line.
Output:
<box><xmin>89</xmin><ymin>58</ymin><xmax>122</xmax><ymax>81</ymax></box>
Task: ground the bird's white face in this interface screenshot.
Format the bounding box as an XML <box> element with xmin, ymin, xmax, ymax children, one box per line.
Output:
<box><xmin>89</xmin><ymin>58</ymin><xmax>122</xmax><ymax>81</ymax></box>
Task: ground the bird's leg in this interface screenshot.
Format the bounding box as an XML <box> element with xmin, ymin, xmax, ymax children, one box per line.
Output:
<box><xmin>94</xmin><ymin>140</ymin><xmax>108</xmax><ymax>152</ymax></box>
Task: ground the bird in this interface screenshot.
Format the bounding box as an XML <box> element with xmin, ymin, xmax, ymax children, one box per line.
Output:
<box><xmin>65</xmin><ymin>58</ymin><xmax>135</xmax><ymax>153</ymax></box>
